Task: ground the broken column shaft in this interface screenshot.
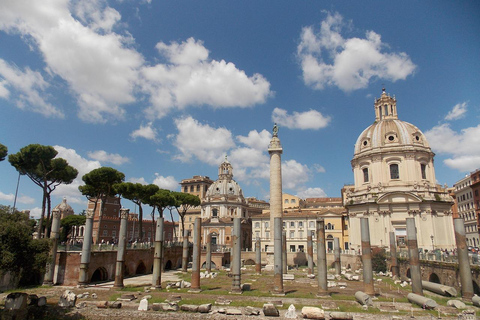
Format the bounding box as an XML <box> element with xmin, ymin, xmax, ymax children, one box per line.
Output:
<box><xmin>316</xmin><ymin>218</ymin><xmax>328</xmax><ymax>296</ymax></box>
<box><xmin>190</xmin><ymin>217</ymin><xmax>202</xmax><ymax>291</ymax></box>
<box><xmin>152</xmin><ymin>217</ymin><xmax>164</xmax><ymax>289</ymax></box>
<box><xmin>334</xmin><ymin>237</ymin><xmax>341</xmax><ymax>276</ymax></box>
<box><xmin>454</xmin><ymin>218</ymin><xmax>474</xmax><ymax>300</ymax></box>
<box><xmin>307</xmin><ymin>232</ymin><xmax>313</xmax><ymax>275</ymax></box>
<box><xmin>273</xmin><ymin>217</ymin><xmax>284</xmax><ymax>295</ymax></box>
<box><xmin>182</xmin><ymin>229</ymin><xmax>189</xmax><ymax>272</ymax></box>
<box><xmin>113</xmin><ymin>208</ymin><xmax>129</xmax><ymax>288</ymax></box>
<box><xmin>43</xmin><ymin>209</ymin><xmax>61</xmax><ymax>285</ymax></box>
<box><xmin>255</xmin><ymin>237</ymin><xmax>261</xmax><ymax>274</ymax></box>
<box><xmin>231</xmin><ymin>217</ymin><xmax>242</xmax><ymax>293</ymax></box>
<box><xmin>389</xmin><ymin>231</ymin><xmax>399</xmax><ymax>277</ymax></box>
<box><xmin>206</xmin><ymin>233</ymin><xmax>212</xmax><ymax>273</ymax></box>
<box><xmin>406</xmin><ymin>217</ymin><xmax>422</xmax><ymax>295</ymax></box>
<box><xmin>78</xmin><ymin>209</ymin><xmax>94</xmax><ymax>286</ymax></box>
<box><xmin>360</xmin><ymin>217</ymin><xmax>374</xmax><ymax>295</ymax></box>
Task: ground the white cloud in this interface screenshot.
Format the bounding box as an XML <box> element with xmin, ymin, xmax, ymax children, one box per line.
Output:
<box><xmin>282</xmin><ymin>160</ymin><xmax>311</xmax><ymax>190</ymax></box>
<box><xmin>297</xmin><ymin>12</ymin><xmax>416</xmax><ymax>92</ymax></box>
<box><xmin>130</xmin><ymin>122</ymin><xmax>158</xmax><ymax>141</ymax></box>
<box><xmin>0</xmin><ymin>59</ymin><xmax>63</xmax><ymax>117</ymax></box>
<box><xmin>236</xmin><ymin>130</ymin><xmax>271</xmax><ymax>150</ymax></box>
<box><xmin>445</xmin><ymin>102</ymin><xmax>467</xmax><ymax>121</ymax></box>
<box><xmin>87</xmin><ymin>150</ymin><xmax>130</xmax><ymax>165</ymax></box>
<box><xmin>425</xmin><ymin>123</ymin><xmax>480</xmax><ymax>172</ymax></box>
<box><xmin>26</xmin><ymin>207</ymin><xmax>42</xmax><ymax>219</ymax></box>
<box><xmin>129</xmin><ymin>177</ymin><xmax>148</xmax><ymax>185</ymax></box>
<box><xmin>173</xmin><ymin>116</ymin><xmax>235</xmax><ymax>164</ymax></box>
<box><xmin>0</xmin><ymin>191</ymin><xmax>35</xmax><ymax>204</ymax></box>
<box><xmin>52</xmin><ymin>145</ymin><xmax>101</xmax><ymax>203</ymax></box>
<box><xmin>0</xmin><ymin>0</ymin><xmax>143</xmax><ymax>123</ymax></box>
<box><xmin>142</xmin><ymin>37</ymin><xmax>272</xmax><ymax>119</ymax></box>
<box><xmin>272</xmin><ymin>108</ymin><xmax>331</xmax><ymax>130</ymax></box>
<box><xmin>153</xmin><ymin>174</ymin><xmax>178</xmax><ymax>191</ymax></box>
<box><xmin>297</xmin><ymin>187</ymin><xmax>327</xmax><ymax>199</ymax></box>
<box><xmin>313</xmin><ymin>164</ymin><xmax>326</xmax><ymax>173</ymax></box>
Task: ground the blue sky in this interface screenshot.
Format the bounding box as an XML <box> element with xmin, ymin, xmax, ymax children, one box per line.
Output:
<box><xmin>1</xmin><ymin>1</ymin><xmax>479</xmax><ymax>219</ymax></box>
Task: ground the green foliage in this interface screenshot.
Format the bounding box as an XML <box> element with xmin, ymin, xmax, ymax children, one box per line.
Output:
<box><xmin>0</xmin><ymin>205</ymin><xmax>50</xmax><ymax>286</ymax></box>
<box><xmin>172</xmin><ymin>192</ymin><xmax>201</xmax><ymax>232</ymax></box>
<box><xmin>79</xmin><ymin>167</ymin><xmax>125</xmax><ymax>199</ymax></box>
<box><xmin>147</xmin><ymin>189</ymin><xmax>176</xmax><ymax>218</ymax></box>
<box><xmin>8</xmin><ymin>144</ymin><xmax>78</xmax><ymax>237</ymax></box>
<box><xmin>59</xmin><ymin>214</ymin><xmax>86</xmax><ymax>242</ymax></box>
<box><xmin>371</xmin><ymin>247</ymin><xmax>387</xmax><ymax>273</ymax></box>
<box><xmin>0</xmin><ymin>143</ymin><xmax>7</xmax><ymax>161</ymax></box>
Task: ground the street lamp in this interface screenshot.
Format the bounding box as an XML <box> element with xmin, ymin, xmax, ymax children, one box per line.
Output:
<box><xmin>430</xmin><ymin>235</ymin><xmax>434</xmax><ymax>250</ymax></box>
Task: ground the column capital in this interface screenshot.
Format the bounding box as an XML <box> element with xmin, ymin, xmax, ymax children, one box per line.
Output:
<box><xmin>120</xmin><ymin>208</ymin><xmax>130</xmax><ymax>219</ymax></box>
<box><xmin>86</xmin><ymin>208</ymin><xmax>94</xmax><ymax>219</ymax></box>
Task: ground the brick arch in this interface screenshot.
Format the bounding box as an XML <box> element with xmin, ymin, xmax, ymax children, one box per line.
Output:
<box><xmin>165</xmin><ymin>260</ymin><xmax>173</xmax><ymax>270</ymax></box>
<box><xmin>91</xmin><ymin>267</ymin><xmax>108</xmax><ymax>283</ymax></box>
<box><xmin>136</xmin><ymin>261</ymin><xmax>147</xmax><ymax>274</ymax></box>
<box><xmin>406</xmin><ymin>268</ymin><xmax>411</xmax><ymax>279</ymax></box>
<box><xmin>429</xmin><ymin>272</ymin><xmax>441</xmax><ymax>284</ymax></box>
<box><xmin>244</xmin><ymin>259</ymin><xmax>255</xmax><ymax>265</ymax></box>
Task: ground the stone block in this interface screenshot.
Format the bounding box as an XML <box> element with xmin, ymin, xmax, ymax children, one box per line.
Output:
<box><xmin>198</xmin><ymin>303</ymin><xmax>212</xmax><ymax>313</ymax></box>
<box><xmin>226</xmin><ymin>308</ymin><xmax>242</xmax><ymax>315</ymax></box>
<box><xmin>301</xmin><ymin>306</ymin><xmax>325</xmax><ymax>319</ymax></box>
<box><xmin>109</xmin><ymin>301</ymin><xmax>122</xmax><ymax>309</ymax></box>
<box><xmin>262</xmin><ymin>303</ymin><xmax>279</xmax><ymax>317</ymax></box>
<box><xmin>97</xmin><ymin>301</ymin><xmax>108</xmax><ymax>308</ymax></box>
<box><xmin>244</xmin><ymin>306</ymin><xmax>260</xmax><ymax>315</ymax></box>
<box><xmin>180</xmin><ymin>304</ymin><xmax>199</xmax><ymax>312</ymax></box>
<box><xmin>5</xmin><ymin>292</ymin><xmax>28</xmax><ymax>310</ymax></box>
<box><xmin>138</xmin><ymin>298</ymin><xmax>148</xmax><ymax>311</ymax></box>
<box><xmin>58</xmin><ymin>290</ymin><xmax>76</xmax><ymax>308</ymax></box>
<box><xmin>284</xmin><ymin>304</ymin><xmax>297</xmax><ymax>318</ymax></box>
<box><xmin>283</xmin><ymin>274</ymin><xmax>295</xmax><ymax>280</ymax></box>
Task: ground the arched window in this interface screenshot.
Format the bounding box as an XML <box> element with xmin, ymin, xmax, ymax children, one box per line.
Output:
<box><xmin>390</xmin><ymin>164</ymin><xmax>399</xmax><ymax>179</ymax></box>
<box><xmin>363</xmin><ymin>168</ymin><xmax>369</xmax><ymax>183</ymax></box>
<box><xmin>254</xmin><ymin>222</ymin><xmax>260</xmax><ymax>228</ymax></box>
<box><xmin>420</xmin><ymin>164</ymin><xmax>427</xmax><ymax>179</ymax></box>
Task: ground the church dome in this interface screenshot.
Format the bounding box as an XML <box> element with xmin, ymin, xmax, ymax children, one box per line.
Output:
<box><xmin>53</xmin><ymin>197</ymin><xmax>74</xmax><ymax>218</ymax></box>
<box><xmin>205</xmin><ymin>156</ymin><xmax>245</xmax><ymax>199</ymax></box>
<box><xmin>354</xmin><ymin>89</ymin><xmax>431</xmax><ymax>157</ymax></box>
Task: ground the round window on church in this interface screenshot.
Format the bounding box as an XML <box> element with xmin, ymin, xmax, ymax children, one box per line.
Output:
<box><xmin>388</xmin><ymin>135</ymin><xmax>395</xmax><ymax>141</ymax></box>
<box><xmin>363</xmin><ymin>141</ymin><xmax>367</xmax><ymax>146</ymax></box>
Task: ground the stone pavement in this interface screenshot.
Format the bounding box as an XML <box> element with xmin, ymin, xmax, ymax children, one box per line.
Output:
<box><xmin>86</xmin><ymin>270</ymin><xmax>182</xmax><ymax>288</ymax></box>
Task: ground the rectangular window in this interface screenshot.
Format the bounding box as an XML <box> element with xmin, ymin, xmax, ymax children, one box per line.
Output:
<box><xmin>265</xmin><ymin>222</ymin><xmax>269</xmax><ymax>229</ymax></box>
<box><xmin>298</xmin><ymin>231</ymin><xmax>303</xmax><ymax>239</ymax></box>
<box><xmin>290</xmin><ymin>221</ymin><xmax>295</xmax><ymax>228</ymax></box>
<box><xmin>103</xmin><ymin>230</ymin><xmax>108</xmax><ymax>236</ymax></box>
<box><xmin>298</xmin><ymin>221</ymin><xmax>303</xmax><ymax>228</ymax></box>
<box><xmin>284</xmin><ymin>199</ymin><xmax>289</xmax><ymax>204</ymax></box>
<box><xmin>290</xmin><ymin>231</ymin><xmax>295</xmax><ymax>239</ymax></box>
<box><xmin>363</xmin><ymin>168</ymin><xmax>369</xmax><ymax>182</ymax></box>
<box><xmin>309</xmin><ymin>221</ymin><xmax>315</xmax><ymax>229</ymax></box>
<box><xmin>291</xmin><ymin>199</ymin><xmax>296</xmax><ymax>203</ymax></box>
<box><xmin>265</xmin><ymin>232</ymin><xmax>270</xmax><ymax>239</ymax></box>
<box><xmin>255</xmin><ymin>231</ymin><xmax>260</xmax><ymax>238</ymax></box>
<box><xmin>298</xmin><ymin>245</ymin><xmax>304</xmax><ymax>252</ymax></box>
<box><xmin>390</xmin><ymin>164</ymin><xmax>399</xmax><ymax>179</ymax></box>
<box><xmin>290</xmin><ymin>245</ymin><xmax>295</xmax><ymax>252</ymax></box>
<box><xmin>112</xmin><ymin>231</ymin><xmax>116</xmax><ymax>237</ymax></box>
<box><xmin>254</xmin><ymin>222</ymin><xmax>260</xmax><ymax>228</ymax></box>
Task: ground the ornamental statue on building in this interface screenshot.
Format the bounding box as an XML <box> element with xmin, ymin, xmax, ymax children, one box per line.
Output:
<box><xmin>344</xmin><ymin>88</ymin><xmax>455</xmax><ymax>250</ymax></box>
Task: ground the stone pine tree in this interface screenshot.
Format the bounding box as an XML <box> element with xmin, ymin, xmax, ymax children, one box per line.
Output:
<box><xmin>8</xmin><ymin>144</ymin><xmax>78</xmax><ymax>238</ymax></box>
<box><xmin>0</xmin><ymin>143</ymin><xmax>7</xmax><ymax>162</ymax></box>
<box><xmin>114</xmin><ymin>182</ymin><xmax>159</xmax><ymax>241</ymax></box>
<box><xmin>78</xmin><ymin>167</ymin><xmax>125</xmax><ymax>244</ymax></box>
<box><xmin>172</xmin><ymin>192</ymin><xmax>200</xmax><ymax>240</ymax></box>
<box><xmin>145</xmin><ymin>189</ymin><xmax>175</xmax><ymax>240</ymax></box>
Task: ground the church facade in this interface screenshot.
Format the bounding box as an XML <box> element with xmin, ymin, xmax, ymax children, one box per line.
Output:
<box><xmin>343</xmin><ymin>89</ymin><xmax>455</xmax><ymax>250</ymax></box>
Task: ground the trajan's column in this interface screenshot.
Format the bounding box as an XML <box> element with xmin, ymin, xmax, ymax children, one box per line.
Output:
<box><xmin>269</xmin><ymin>123</ymin><xmax>283</xmax><ymax>250</ymax></box>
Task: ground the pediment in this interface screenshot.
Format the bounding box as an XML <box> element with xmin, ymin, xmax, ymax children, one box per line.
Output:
<box><xmin>376</xmin><ymin>192</ymin><xmax>422</xmax><ymax>204</ymax></box>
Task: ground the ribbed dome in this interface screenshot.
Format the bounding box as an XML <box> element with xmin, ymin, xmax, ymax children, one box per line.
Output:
<box><xmin>206</xmin><ymin>179</ymin><xmax>244</xmax><ymax>198</ymax></box>
<box><xmin>354</xmin><ymin>119</ymin><xmax>430</xmax><ymax>155</ymax></box>
<box><xmin>354</xmin><ymin>89</ymin><xmax>431</xmax><ymax>156</ymax></box>
<box><xmin>53</xmin><ymin>197</ymin><xmax>74</xmax><ymax>216</ymax></box>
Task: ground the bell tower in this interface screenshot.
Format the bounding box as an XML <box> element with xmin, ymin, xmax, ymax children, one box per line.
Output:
<box><xmin>218</xmin><ymin>155</ymin><xmax>233</xmax><ymax>180</ymax></box>
<box><xmin>374</xmin><ymin>87</ymin><xmax>398</xmax><ymax>121</ymax></box>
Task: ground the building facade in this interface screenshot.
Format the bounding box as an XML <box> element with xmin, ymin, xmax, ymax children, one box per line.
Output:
<box><xmin>471</xmin><ymin>169</ymin><xmax>480</xmax><ymax>246</ymax></box>
<box><xmin>344</xmin><ymin>89</ymin><xmax>455</xmax><ymax>250</ymax></box>
<box><xmin>251</xmin><ymin>206</ymin><xmax>349</xmax><ymax>252</ymax></box>
<box><xmin>453</xmin><ymin>175</ymin><xmax>478</xmax><ymax>247</ymax></box>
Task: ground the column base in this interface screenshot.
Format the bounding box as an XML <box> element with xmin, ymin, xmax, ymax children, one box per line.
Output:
<box><xmin>42</xmin><ymin>281</ymin><xmax>53</xmax><ymax>286</ymax></box>
<box><xmin>271</xmin><ymin>291</ymin><xmax>285</xmax><ymax>296</ymax></box>
<box><xmin>188</xmin><ymin>288</ymin><xmax>202</xmax><ymax>293</ymax></box>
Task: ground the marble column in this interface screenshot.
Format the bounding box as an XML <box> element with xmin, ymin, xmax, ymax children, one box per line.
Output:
<box><xmin>152</xmin><ymin>217</ymin><xmax>164</xmax><ymax>289</ymax></box>
<box><xmin>78</xmin><ymin>209</ymin><xmax>94</xmax><ymax>286</ymax></box>
<box><xmin>182</xmin><ymin>229</ymin><xmax>189</xmax><ymax>272</ymax></box>
<box><xmin>316</xmin><ymin>218</ymin><xmax>328</xmax><ymax>296</ymax></box>
<box><xmin>255</xmin><ymin>237</ymin><xmax>261</xmax><ymax>274</ymax></box>
<box><xmin>231</xmin><ymin>218</ymin><xmax>242</xmax><ymax>293</ymax></box>
<box><xmin>113</xmin><ymin>208</ymin><xmax>129</xmax><ymax>288</ymax></box>
<box><xmin>43</xmin><ymin>208</ymin><xmax>61</xmax><ymax>285</ymax></box>
<box><xmin>389</xmin><ymin>232</ymin><xmax>399</xmax><ymax>277</ymax></box>
<box><xmin>206</xmin><ymin>233</ymin><xmax>212</xmax><ymax>272</ymax></box>
<box><xmin>406</xmin><ymin>218</ymin><xmax>422</xmax><ymax>295</ymax></box>
<box><xmin>360</xmin><ymin>217</ymin><xmax>375</xmax><ymax>295</ymax></box>
<box><xmin>268</xmin><ymin>124</ymin><xmax>283</xmax><ymax>248</ymax></box>
<box><xmin>190</xmin><ymin>217</ymin><xmax>202</xmax><ymax>292</ymax></box>
<box><xmin>454</xmin><ymin>218</ymin><xmax>474</xmax><ymax>300</ymax></box>
<box><xmin>334</xmin><ymin>237</ymin><xmax>341</xmax><ymax>275</ymax></box>
<box><xmin>307</xmin><ymin>231</ymin><xmax>313</xmax><ymax>275</ymax></box>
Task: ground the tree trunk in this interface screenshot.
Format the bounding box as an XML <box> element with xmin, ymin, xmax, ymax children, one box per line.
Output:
<box><xmin>169</xmin><ymin>208</ymin><xmax>177</xmax><ymax>242</ymax></box>
<box><xmin>36</xmin><ymin>189</ymin><xmax>47</xmax><ymax>238</ymax></box>
<box><xmin>150</xmin><ymin>207</ymin><xmax>155</xmax><ymax>244</ymax></box>
<box><xmin>45</xmin><ymin>195</ymin><xmax>52</xmax><ymax>238</ymax></box>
